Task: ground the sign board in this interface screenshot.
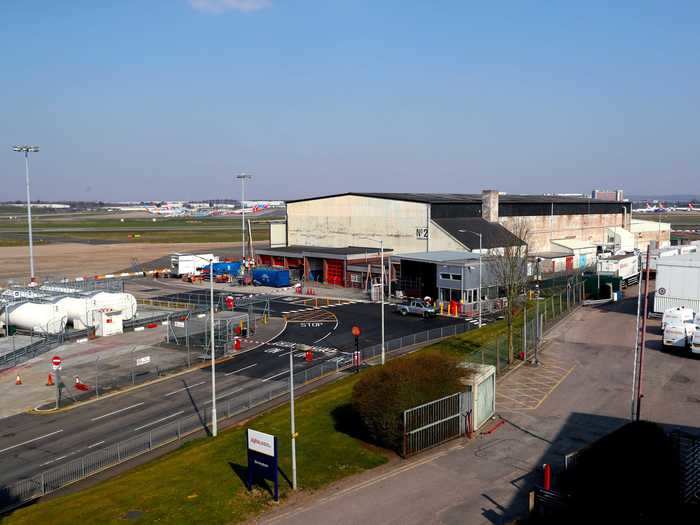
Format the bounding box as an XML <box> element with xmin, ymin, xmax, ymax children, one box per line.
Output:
<box><xmin>247</xmin><ymin>429</ymin><xmax>275</xmax><ymax>456</ymax></box>
<box><xmin>174</xmin><ymin>321</ymin><xmax>185</xmax><ymax>328</ymax></box>
<box><xmin>416</xmin><ymin>227</ymin><xmax>428</xmax><ymax>240</ymax></box>
<box><xmin>51</xmin><ymin>356</ymin><xmax>62</xmax><ymax>367</ymax></box>
<box><xmin>136</xmin><ymin>356</ymin><xmax>151</xmax><ymax>366</ymax></box>
<box><xmin>246</xmin><ymin>429</ymin><xmax>279</xmax><ymax>501</ymax></box>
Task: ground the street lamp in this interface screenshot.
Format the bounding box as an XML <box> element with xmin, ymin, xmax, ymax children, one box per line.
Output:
<box><xmin>12</xmin><ymin>145</ymin><xmax>40</xmax><ymax>282</ymax></box>
<box><xmin>236</xmin><ymin>173</ymin><xmax>253</xmax><ymax>262</ymax></box>
<box><xmin>360</xmin><ymin>236</ymin><xmax>385</xmax><ymax>365</ymax></box>
<box><xmin>460</xmin><ymin>230</ymin><xmax>482</xmax><ymax>328</ymax></box>
<box><xmin>193</xmin><ymin>255</ymin><xmax>218</xmax><ymax>437</ymax></box>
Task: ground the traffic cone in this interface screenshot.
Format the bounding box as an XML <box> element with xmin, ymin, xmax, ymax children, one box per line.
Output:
<box><xmin>46</xmin><ymin>373</ymin><xmax>54</xmax><ymax>386</ymax></box>
<box><xmin>15</xmin><ymin>374</ymin><xmax>22</xmax><ymax>385</ymax></box>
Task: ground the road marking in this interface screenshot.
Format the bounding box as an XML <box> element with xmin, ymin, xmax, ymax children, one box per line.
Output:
<box><xmin>314</xmin><ymin>332</ymin><xmax>332</xmax><ymax>343</ymax></box>
<box><xmin>0</xmin><ymin>429</ymin><xmax>64</xmax><ymax>455</ymax></box>
<box><xmin>40</xmin><ymin>453</ymin><xmax>70</xmax><ymax>467</ymax></box>
<box><xmin>87</xmin><ymin>440</ymin><xmax>105</xmax><ymax>449</ymax></box>
<box><xmin>164</xmin><ymin>381</ymin><xmax>206</xmax><ymax>397</ymax></box>
<box><xmin>262</xmin><ymin>370</ymin><xmax>288</xmax><ymax>382</ymax></box>
<box><xmin>133</xmin><ymin>411</ymin><xmax>184</xmax><ymax>432</ymax></box>
<box><xmin>203</xmin><ymin>387</ymin><xmax>245</xmax><ymax>405</ymax></box>
<box><xmin>91</xmin><ymin>402</ymin><xmax>145</xmax><ymax>421</ymax></box>
<box><xmin>225</xmin><ymin>363</ymin><xmax>257</xmax><ymax>376</ymax></box>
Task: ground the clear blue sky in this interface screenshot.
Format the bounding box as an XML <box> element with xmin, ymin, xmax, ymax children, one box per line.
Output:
<box><xmin>1</xmin><ymin>1</ymin><xmax>699</xmax><ymax>201</ymax></box>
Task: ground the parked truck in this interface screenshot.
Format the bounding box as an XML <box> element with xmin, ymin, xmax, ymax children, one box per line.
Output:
<box><xmin>170</xmin><ymin>253</ymin><xmax>219</xmax><ymax>277</ymax></box>
<box><xmin>596</xmin><ymin>253</ymin><xmax>640</xmax><ymax>288</ymax></box>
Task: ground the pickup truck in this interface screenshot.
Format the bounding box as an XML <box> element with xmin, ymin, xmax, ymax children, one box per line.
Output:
<box><xmin>396</xmin><ymin>299</ymin><xmax>436</xmax><ymax>318</ymax></box>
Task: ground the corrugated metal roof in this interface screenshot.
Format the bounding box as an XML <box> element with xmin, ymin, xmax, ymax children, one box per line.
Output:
<box><xmin>393</xmin><ymin>251</ymin><xmax>480</xmax><ymax>264</ymax></box>
<box><xmin>286</xmin><ymin>192</ymin><xmax>621</xmax><ymax>205</ymax></box>
<box><xmin>551</xmin><ymin>238</ymin><xmax>596</xmax><ymax>250</ymax></box>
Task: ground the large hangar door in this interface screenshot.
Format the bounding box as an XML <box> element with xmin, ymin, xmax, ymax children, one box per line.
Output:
<box><xmin>399</xmin><ymin>260</ymin><xmax>437</xmax><ymax>300</ymax></box>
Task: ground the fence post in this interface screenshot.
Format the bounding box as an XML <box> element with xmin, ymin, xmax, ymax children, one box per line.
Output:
<box><xmin>149</xmin><ymin>431</ymin><xmax>153</xmax><ymax>450</ymax></box>
<box><xmin>177</xmin><ymin>420</ymin><xmax>181</xmax><ymax>439</ymax></box>
<box><xmin>41</xmin><ymin>472</ymin><xmax>45</xmax><ymax>495</ymax></box>
<box><xmin>496</xmin><ymin>337</ymin><xmax>501</xmax><ymax>374</ymax></box>
<box><xmin>117</xmin><ymin>442</ymin><xmax>121</xmax><ymax>462</ymax></box>
<box><xmin>81</xmin><ymin>457</ymin><xmax>85</xmax><ymax>478</ymax></box>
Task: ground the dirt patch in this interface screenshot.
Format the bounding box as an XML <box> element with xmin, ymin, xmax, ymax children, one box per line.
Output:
<box><xmin>0</xmin><ymin>242</ymin><xmax>245</xmax><ymax>284</ymax></box>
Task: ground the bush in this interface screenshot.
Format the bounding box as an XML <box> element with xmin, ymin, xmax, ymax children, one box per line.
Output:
<box><xmin>351</xmin><ymin>353</ymin><xmax>469</xmax><ymax>452</ymax></box>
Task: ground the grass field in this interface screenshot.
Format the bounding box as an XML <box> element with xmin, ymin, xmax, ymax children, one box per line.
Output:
<box><xmin>0</xmin><ymin>215</ymin><xmax>273</xmax><ymax>246</ymax></box>
<box><xmin>1</xmin><ymin>376</ymin><xmax>388</xmax><ymax>525</ymax></box>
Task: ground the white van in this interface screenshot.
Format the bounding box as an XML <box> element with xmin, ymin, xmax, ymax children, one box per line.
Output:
<box><xmin>663</xmin><ymin>323</ymin><xmax>694</xmax><ymax>349</ymax></box>
<box><xmin>661</xmin><ymin>306</ymin><xmax>695</xmax><ymax>330</ymax></box>
<box><xmin>691</xmin><ymin>330</ymin><xmax>700</xmax><ymax>355</ymax></box>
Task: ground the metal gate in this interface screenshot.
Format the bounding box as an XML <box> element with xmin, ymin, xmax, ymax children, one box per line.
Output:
<box><xmin>402</xmin><ymin>392</ymin><xmax>468</xmax><ymax>457</ymax></box>
<box><xmin>475</xmin><ymin>373</ymin><xmax>495</xmax><ymax>429</ymax></box>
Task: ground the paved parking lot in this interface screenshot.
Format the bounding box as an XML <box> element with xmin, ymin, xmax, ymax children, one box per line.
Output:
<box><xmin>496</xmin><ymin>356</ymin><xmax>576</xmax><ymax>411</ymax></box>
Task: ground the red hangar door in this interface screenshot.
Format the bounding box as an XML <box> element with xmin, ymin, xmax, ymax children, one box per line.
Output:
<box><xmin>325</xmin><ymin>259</ymin><xmax>344</xmax><ymax>286</ymax></box>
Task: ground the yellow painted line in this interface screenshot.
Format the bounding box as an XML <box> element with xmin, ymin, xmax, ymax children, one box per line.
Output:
<box><xmin>530</xmin><ymin>364</ymin><xmax>576</xmax><ymax>410</ymax></box>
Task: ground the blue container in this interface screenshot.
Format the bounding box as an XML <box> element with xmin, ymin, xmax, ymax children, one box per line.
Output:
<box><xmin>210</xmin><ymin>262</ymin><xmax>242</xmax><ymax>276</ymax></box>
<box><xmin>252</xmin><ymin>268</ymin><xmax>291</xmax><ymax>287</ymax></box>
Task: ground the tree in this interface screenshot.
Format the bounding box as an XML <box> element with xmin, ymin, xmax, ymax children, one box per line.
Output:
<box><xmin>489</xmin><ymin>218</ymin><xmax>529</xmax><ymax>363</ymax></box>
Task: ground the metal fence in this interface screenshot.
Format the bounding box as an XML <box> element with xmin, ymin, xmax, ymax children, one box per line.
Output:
<box><xmin>403</xmin><ymin>392</ymin><xmax>468</xmax><ymax>457</ymax></box>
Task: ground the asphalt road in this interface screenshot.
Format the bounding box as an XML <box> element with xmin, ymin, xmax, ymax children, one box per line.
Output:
<box><xmin>0</xmin><ymin>293</ymin><xmax>467</xmax><ymax>488</ymax></box>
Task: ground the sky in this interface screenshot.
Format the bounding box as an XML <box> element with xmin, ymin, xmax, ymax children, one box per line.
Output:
<box><xmin>1</xmin><ymin>1</ymin><xmax>699</xmax><ymax>201</ymax></box>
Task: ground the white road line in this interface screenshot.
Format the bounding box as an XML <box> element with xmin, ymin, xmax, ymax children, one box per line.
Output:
<box><xmin>0</xmin><ymin>429</ymin><xmax>64</xmax><ymax>455</ymax></box>
<box><xmin>314</xmin><ymin>332</ymin><xmax>332</xmax><ymax>343</ymax></box>
<box><xmin>164</xmin><ymin>381</ymin><xmax>206</xmax><ymax>397</ymax></box>
<box><xmin>133</xmin><ymin>411</ymin><xmax>184</xmax><ymax>432</ymax></box>
<box><xmin>225</xmin><ymin>363</ymin><xmax>257</xmax><ymax>376</ymax></box>
<box><xmin>262</xmin><ymin>370</ymin><xmax>288</xmax><ymax>382</ymax></box>
<box><xmin>87</xmin><ymin>440</ymin><xmax>105</xmax><ymax>449</ymax></box>
<box><xmin>203</xmin><ymin>387</ymin><xmax>244</xmax><ymax>405</ymax></box>
<box><xmin>91</xmin><ymin>402</ymin><xmax>145</xmax><ymax>421</ymax></box>
<box><xmin>40</xmin><ymin>454</ymin><xmax>69</xmax><ymax>467</ymax></box>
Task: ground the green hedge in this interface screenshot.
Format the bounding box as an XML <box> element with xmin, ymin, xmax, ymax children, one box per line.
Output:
<box><xmin>351</xmin><ymin>353</ymin><xmax>468</xmax><ymax>452</ymax></box>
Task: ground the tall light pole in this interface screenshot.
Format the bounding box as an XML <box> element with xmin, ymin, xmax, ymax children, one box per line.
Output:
<box><xmin>361</xmin><ymin>237</ymin><xmax>385</xmax><ymax>365</ymax></box>
<box><xmin>462</xmin><ymin>230</ymin><xmax>483</xmax><ymax>328</ymax></box>
<box><xmin>288</xmin><ymin>343</ymin><xmax>298</xmax><ymax>490</ymax></box>
<box><xmin>194</xmin><ymin>255</ymin><xmax>218</xmax><ymax>436</ymax></box>
<box><xmin>236</xmin><ymin>173</ymin><xmax>252</xmax><ymax>262</ymax></box>
<box><xmin>12</xmin><ymin>146</ymin><xmax>39</xmax><ymax>282</ymax></box>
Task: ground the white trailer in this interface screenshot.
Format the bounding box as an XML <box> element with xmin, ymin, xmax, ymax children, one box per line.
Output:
<box><xmin>596</xmin><ymin>253</ymin><xmax>640</xmax><ymax>287</ymax></box>
<box><xmin>169</xmin><ymin>253</ymin><xmax>218</xmax><ymax>277</ymax></box>
<box><xmin>654</xmin><ymin>253</ymin><xmax>700</xmax><ymax>314</ymax></box>
<box><xmin>643</xmin><ymin>247</ymin><xmax>679</xmax><ymax>273</ymax></box>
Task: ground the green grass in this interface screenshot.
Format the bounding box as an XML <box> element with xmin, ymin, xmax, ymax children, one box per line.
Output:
<box><xmin>2</xmin><ymin>375</ymin><xmax>388</xmax><ymax>525</ymax></box>
<box><xmin>0</xmin><ymin>230</ymin><xmax>270</xmax><ymax>246</ymax></box>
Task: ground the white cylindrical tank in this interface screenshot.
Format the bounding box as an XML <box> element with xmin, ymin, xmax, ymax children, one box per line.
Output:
<box><xmin>8</xmin><ymin>302</ymin><xmax>67</xmax><ymax>335</ymax></box>
<box><xmin>90</xmin><ymin>292</ymin><xmax>137</xmax><ymax>320</ymax></box>
<box><xmin>55</xmin><ymin>296</ymin><xmax>97</xmax><ymax>329</ymax></box>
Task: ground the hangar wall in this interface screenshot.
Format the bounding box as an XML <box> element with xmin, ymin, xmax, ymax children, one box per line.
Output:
<box><xmin>499</xmin><ymin>213</ymin><xmax>626</xmax><ymax>253</ymax></box>
<box><xmin>287</xmin><ymin>195</ymin><xmax>432</xmax><ymax>253</ymax></box>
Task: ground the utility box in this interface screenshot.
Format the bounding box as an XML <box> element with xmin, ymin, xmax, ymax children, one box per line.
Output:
<box><xmin>459</xmin><ymin>363</ymin><xmax>496</xmax><ymax>431</ymax></box>
<box><xmin>94</xmin><ymin>308</ymin><xmax>123</xmax><ymax>337</ymax></box>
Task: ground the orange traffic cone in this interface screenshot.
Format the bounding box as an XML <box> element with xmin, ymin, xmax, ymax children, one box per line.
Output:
<box><xmin>46</xmin><ymin>373</ymin><xmax>54</xmax><ymax>386</ymax></box>
<box><xmin>15</xmin><ymin>374</ymin><xmax>22</xmax><ymax>385</ymax></box>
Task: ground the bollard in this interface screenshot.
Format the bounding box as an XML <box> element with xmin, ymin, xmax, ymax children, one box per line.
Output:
<box><xmin>543</xmin><ymin>463</ymin><xmax>551</xmax><ymax>490</ymax></box>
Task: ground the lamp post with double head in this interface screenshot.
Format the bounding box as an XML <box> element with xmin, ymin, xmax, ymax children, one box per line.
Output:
<box><xmin>12</xmin><ymin>145</ymin><xmax>39</xmax><ymax>282</ymax></box>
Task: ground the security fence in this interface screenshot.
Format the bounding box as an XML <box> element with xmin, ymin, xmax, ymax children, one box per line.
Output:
<box><xmin>165</xmin><ymin>312</ymin><xmax>251</xmax><ymax>357</ymax></box>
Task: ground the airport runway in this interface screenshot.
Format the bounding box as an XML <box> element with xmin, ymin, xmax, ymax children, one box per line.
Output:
<box><xmin>0</xmin><ymin>295</ymin><xmax>467</xmax><ymax>489</ymax></box>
